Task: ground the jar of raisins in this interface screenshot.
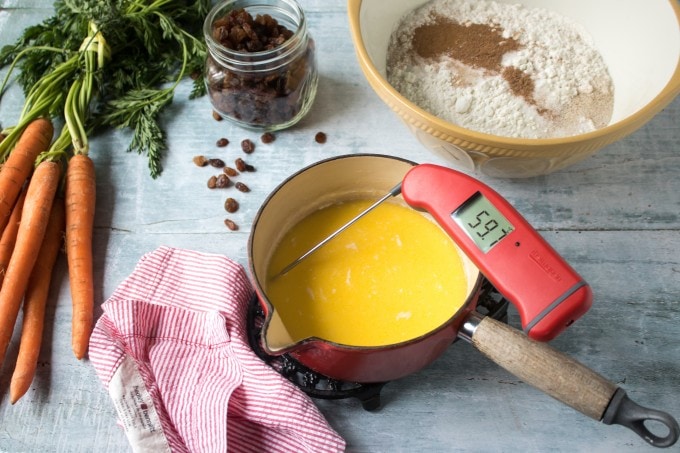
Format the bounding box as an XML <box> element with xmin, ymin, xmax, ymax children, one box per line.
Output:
<box><xmin>204</xmin><ymin>0</ymin><xmax>318</xmax><ymax>131</ymax></box>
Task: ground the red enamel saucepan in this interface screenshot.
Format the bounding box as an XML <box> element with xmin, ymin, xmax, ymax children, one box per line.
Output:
<box><xmin>247</xmin><ymin>154</ymin><xmax>679</xmax><ymax>448</ymax></box>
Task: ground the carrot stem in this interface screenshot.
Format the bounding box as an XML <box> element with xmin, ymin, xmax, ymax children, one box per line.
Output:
<box><xmin>9</xmin><ymin>196</ymin><xmax>65</xmax><ymax>404</ymax></box>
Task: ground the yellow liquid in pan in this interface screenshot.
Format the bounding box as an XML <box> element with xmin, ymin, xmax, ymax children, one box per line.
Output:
<box><xmin>265</xmin><ymin>199</ymin><xmax>469</xmax><ymax>346</ymax></box>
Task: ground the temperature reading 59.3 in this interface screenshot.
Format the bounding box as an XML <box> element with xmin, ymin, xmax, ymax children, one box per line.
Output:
<box><xmin>452</xmin><ymin>192</ymin><xmax>515</xmax><ymax>253</ymax></box>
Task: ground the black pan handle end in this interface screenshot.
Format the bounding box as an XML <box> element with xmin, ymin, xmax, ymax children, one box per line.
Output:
<box><xmin>603</xmin><ymin>388</ymin><xmax>679</xmax><ymax>448</ymax></box>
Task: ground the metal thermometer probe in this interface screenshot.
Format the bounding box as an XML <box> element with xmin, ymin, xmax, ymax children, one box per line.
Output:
<box><xmin>273</xmin><ymin>182</ymin><xmax>403</xmax><ymax>278</ymax></box>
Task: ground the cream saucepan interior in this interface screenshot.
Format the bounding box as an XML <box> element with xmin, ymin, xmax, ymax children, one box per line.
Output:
<box><xmin>247</xmin><ymin>154</ymin><xmax>678</xmax><ymax>447</ymax></box>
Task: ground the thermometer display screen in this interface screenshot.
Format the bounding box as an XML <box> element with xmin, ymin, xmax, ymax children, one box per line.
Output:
<box><xmin>452</xmin><ymin>192</ymin><xmax>515</xmax><ymax>253</ymax></box>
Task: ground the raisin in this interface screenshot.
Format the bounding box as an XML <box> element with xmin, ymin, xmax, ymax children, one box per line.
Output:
<box><xmin>216</xmin><ymin>137</ymin><xmax>229</xmax><ymax>147</ymax></box>
<box><xmin>207</xmin><ymin>175</ymin><xmax>218</xmax><ymax>189</ymax></box>
<box><xmin>315</xmin><ymin>132</ymin><xmax>327</xmax><ymax>144</ymax></box>
<box><xmin>212</xmin><ymin>110</ymin><xmax>223</xmax><ymax>121</ymax></box>
<box><xmin>223</xmin><ymin>166</ymin><xmax>239</xmax><ymax>177</ymax></box>
<box><xmin>261</xmin><ymin>132</ymin><xmax>275</xmax><ymax>144</ymax></box>
<box><xmin>224</xmin><ymin>219</ymin><xmax>238</xmax><ymax>231</ymax></box>
<box><xmin>224</xmin><ymin>197</ymin><xmax>239</xmax><ymax>213</ymax></box>
<box><xmin>216</xmin><ymin>174</ymin><xmax>230</xmax><ymax>188</ymax></box>
<box><xmin>214</xmin><ymin>9</ymin><xmax>292</xmax><ymax>52</ymax></box>
<box><xmin>241</xmin><ymin>139</ymin><xmax>255</xmax><ymax>153</ymax></box>
<box><xmin>209</xmin><ymin>158</ymin><xmax>225</xmax><ymax>168</ymax></box>
<box><xmin>193</xmin><ymin>155</ymin><xmax>209</xmax><ymax>167</ymax></box>
<box><xmin>207</xmin><ymin>8</ymin><xmax>314</xmax><ymax>128</ymax></box>
<box><xmin>235</xmin><ymin>158</ymin><xmax>247</xmax><ymax>172</ymax></box>
<box><xmin>235</xmin><ymin>182</ymin><xmax>250</xmax><ymax>193</ymax></box>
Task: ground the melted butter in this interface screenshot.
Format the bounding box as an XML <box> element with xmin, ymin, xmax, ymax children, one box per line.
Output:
<box><xmin>265</xmin><ymin>199</ymin><xmax>469</xmax><ymax>347</ymax></box>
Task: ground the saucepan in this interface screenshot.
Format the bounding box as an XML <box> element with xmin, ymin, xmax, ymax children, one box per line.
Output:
<box><xmin>247</xmin><ymin>154</ymin><xmax>679</xmax><ymax>447</ymax></box>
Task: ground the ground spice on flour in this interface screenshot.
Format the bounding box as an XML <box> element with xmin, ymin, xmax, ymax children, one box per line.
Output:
<box><xmin>413</xmin><ymin>19</ymin><xmax>519</xmax><ymax>71</ymax></box>
<box><xmin>387</xmin><ymin>0</ymin><xmax>614</xmax><ymax>139</ymax></box>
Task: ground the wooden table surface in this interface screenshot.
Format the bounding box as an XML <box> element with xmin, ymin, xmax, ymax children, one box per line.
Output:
<box><xmin>1</xmin><ymin>1</ymin><xmax>679</xmax><ymax>451</ymax></box>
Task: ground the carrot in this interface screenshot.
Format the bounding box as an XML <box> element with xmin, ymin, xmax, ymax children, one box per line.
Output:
<box><xmin>0</xmin><ymin>160</ymin><xmax>61</xmax><ymax>369</ymax></box>
<box><xmin>0</xmin><ymin>189</ymin><xmax>27</xmax><ymax>287</ymax></box>
<box><xmin>9</xmin><ymin>196</ymin><xmax>65</xmax><ymax>404</ymax></box>
<box><xmin>0</xmin><ymin>118</ymin><xmax>53</xmax><ymax>236</ymax></box>
<box><xmin>64</xmin><ymin>154</ymin><xmax>95</xmax><ymax>360</ymax></box>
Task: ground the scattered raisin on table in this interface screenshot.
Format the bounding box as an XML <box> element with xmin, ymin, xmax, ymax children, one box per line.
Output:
<box><xmin>193</xmin><ymin>155</ymin><xmax>209</xmax><ymax>167</ymax></box>
<box><xmin>216</xmin><ymin>137</ymin><xmax>229</xmax><ymax>147</ymax></box>
<box><xmin>235</xmin><ymin>182</ymin><xmax>250</xmax><ymax>193</ymax></box>
<box><xmin>212</xmin><ymin>110</ymin><xmax>223</xmax><ymax>121</ymax></box>
<box><xmin>315</xmin><ymin>132</ymin><xmax>327</xmax><ymax>144</ymax></box>
<box><xmin>261</xmin><ymin>132</ymin><xmax>275</xmax><ymax>144</ymax></box>
<box><xmin>235</xmin><ymin>158</ymin><xmax>247</xmax><ymax>172</ymax></box>
<box><xmin>241</xmin><ymin>139</ymin><xmax>255</xmax><ymax>154</ymax></box>
<box><xmin>223</xmin><ymin>166</ymin><xmax>239</xmax><ymax>177</ymax></box>
<box><xmin>209</xmin><ymin>158</ymin><xmax>225</xmax><ymax>168</ymax></box>
<box><xmin>207</xmin><ymin>175</ymin><xmax>218</xmax><ymax>189</ymax></box>
<box><xmin>235</xmin><ymin>158</ymin><xmax>256</xmax><ymax>172</ymax></box>
<box><xmin>224</xmin><ymin>219</ymin><xmax>238</xmax><ymax>231</ymax></box>
<box><xmin>224</xmin><ymin>197</ymin><xmax>239</xmax><ymax>213</ymax></box>
<box><xmin>216</xmin><ymin>174</ymin><xmax>230</xmax><ymax>188</ymax></box>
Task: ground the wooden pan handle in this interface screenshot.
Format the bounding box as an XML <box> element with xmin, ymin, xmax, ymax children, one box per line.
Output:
<box><xmin>460</xmin><ymin>313</ymin><xmax>679</xmax><ymax>447</ymax></box>
<box><xmin>464</xmin><ymin>313</ymin><xmax>615</xmax><ymax>419</ymax></box>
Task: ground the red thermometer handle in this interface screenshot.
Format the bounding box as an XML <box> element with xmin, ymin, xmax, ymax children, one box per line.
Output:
<box><xmin>402</xmin><ymin>164</ymin><xmax>592</xmax><ymax>341</ymax></box>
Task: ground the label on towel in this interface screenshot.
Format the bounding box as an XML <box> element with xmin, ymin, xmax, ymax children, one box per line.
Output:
<box><xmin>109</xmin><ymin>354</ymin><xmax>171</xmax><ymax>453</ymax></box>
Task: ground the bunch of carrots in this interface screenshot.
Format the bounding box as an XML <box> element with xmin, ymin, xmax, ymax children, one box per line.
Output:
<box><xmin>0</xmin><ymin>24</ymin><xmax>101</xmax><ymax>404</ymax></box>
<box><xmin>0</xmin><ymin>119</ymin><xmax>95</xmax><ymax>404</ymax></box>
<box><xmin>0</xmin><ymin>1</ymin><xmax>208</xmax><ymax>404</ymax></box>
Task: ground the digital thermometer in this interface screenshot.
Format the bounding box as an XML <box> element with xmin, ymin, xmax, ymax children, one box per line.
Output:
<box><xmin>401</xmin><ymin>164</ymin><xmax>592</xmax><ymax>342</ymax></box>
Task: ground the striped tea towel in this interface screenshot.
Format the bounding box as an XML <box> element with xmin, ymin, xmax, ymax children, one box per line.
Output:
<box><xmin>89</xmin><ymin>246</ymin><xmax>345</xmax><ymax>453</ymax></box>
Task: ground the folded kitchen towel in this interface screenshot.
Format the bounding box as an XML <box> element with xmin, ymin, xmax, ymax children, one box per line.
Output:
<box><xmin>89</xmin><ymin>246</ymin><xmax>346</xmax><ymax>453</ymax></box>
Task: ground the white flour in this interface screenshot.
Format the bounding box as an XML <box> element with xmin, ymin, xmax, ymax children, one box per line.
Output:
<box><xmin>387</xmin><ymin>0</ymin><xmax>614</xmax><ymax>139</ymax></box>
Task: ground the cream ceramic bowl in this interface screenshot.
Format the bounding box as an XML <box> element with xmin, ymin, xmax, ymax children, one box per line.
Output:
<box><xmin>347</xmin><ymin>0</ymin><xmax>680</xmax><ymax>178</ymax></box>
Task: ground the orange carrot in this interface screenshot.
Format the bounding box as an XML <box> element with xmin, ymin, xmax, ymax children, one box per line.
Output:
<box><xmin>0</xmin><ymin>118</ymin><xmax>53</xmax><ymax>236</ymax></box>
<box><xmin>0</xmin><ymin>160</ymin><xmax>61</xmax><ymax>369</ymax></box>
<box><xmin>10</xmin><ymin>196</ymin><xmax>65</xmax><ymax>404</ymax></box>
<box><xmin>0</xmin><ymin>189</ymin><xmax>27</xmax><ymax>287</ymax></box>
<box><xmin>64</xmin><ymin>154</ymin><xmax>96</xmax><ymax>360</ymax></box>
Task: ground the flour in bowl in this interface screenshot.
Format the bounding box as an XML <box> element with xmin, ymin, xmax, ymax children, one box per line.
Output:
<box><xmin>386</xmin><ymin>0</ymin><xmax>614</xmax><ymax>139</ymax></box>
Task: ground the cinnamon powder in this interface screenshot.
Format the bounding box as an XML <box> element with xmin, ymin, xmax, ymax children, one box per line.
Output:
<box><xmin>502</xmin><ymin>66</ymin><xmax>542</xmax><ymax>110</ymax></box>
<box><xmin>413</xmin><ymin>17</ymin><xmax>519</xmax><ymax>71</ymax></box>
<box><xmin>413</xmin><ymin>16</ymin><xmax>537</xmax><ymax>107</ymax></box>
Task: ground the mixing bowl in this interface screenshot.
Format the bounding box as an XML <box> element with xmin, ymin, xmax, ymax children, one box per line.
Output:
<box><xmin>347</xmin><ymin>0</ymin><xmax>680</xmax><ymax>178</ymax></box>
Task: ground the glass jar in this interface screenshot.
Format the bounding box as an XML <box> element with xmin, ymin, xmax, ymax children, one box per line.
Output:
<box><xmin>203</xmin><ymin>0</ymin><xmax>318</xmax><ymax>131</ymax></box>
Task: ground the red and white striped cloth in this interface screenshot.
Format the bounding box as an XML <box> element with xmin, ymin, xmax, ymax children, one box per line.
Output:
<box><xmin>89</xmin><ymin>246</ymin><xmax>345</xmax><ymax>453</ymax></box>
